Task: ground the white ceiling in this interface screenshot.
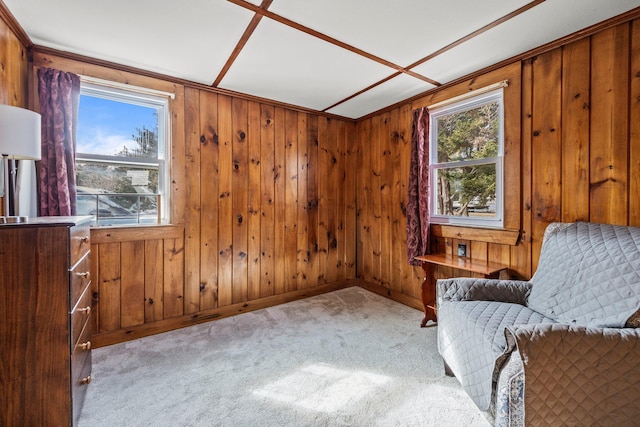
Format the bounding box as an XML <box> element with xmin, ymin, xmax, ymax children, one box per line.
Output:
<box><xmin>4</xmin><ymin>0</ymin><xmax>640</xmax><ymax>119</ymax></box>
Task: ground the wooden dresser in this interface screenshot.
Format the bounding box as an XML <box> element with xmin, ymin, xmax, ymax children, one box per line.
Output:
<box><xmin>0</xmin><ymin>216</ymin><xmax>93</xmax><ymax>426</ymax></box>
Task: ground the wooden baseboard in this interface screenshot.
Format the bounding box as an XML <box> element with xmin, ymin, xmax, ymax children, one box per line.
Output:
<box><xmin>92</xmin><ymin>280</ymin><xmax>356</xmax><ymax>348</ymax></box>
<box><xmin>356</xmin><ymin>280</ymin><xmax>423</xmax><ymax>313</ymax></box>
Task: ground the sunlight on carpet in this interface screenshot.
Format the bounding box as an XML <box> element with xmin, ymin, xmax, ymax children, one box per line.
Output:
<box><xmin>253</xmin><ymin>363</ymin><xmax>391</xmax><ymax>412</ymax></box>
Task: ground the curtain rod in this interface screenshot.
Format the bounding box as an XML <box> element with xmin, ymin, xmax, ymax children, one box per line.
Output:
<box><xmin>427</xmin><ymin>79</ymin><xmax>509</xmax><ymax>110</ymax></box>
<box><xmin>79</xmin><ymin>75</ymin><xmax>176</xmax><ymax>100</ymax></box>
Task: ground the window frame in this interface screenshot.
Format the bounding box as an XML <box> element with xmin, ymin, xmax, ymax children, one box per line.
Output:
<box><xmin>76</xmin><ymin>80</ymin><xmax>171</xmax><ymax>224</ymax></box>
<box><xmin>428</xmin><ymin>88</ymin><xmax>505</xmax><ymax>228</ymax></box>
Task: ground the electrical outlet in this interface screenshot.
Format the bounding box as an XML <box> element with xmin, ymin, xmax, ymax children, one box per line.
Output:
<box><xmin>457</xmin><ymin>243</ymin><xmax>467</xmax><ymax>257</ymax></box>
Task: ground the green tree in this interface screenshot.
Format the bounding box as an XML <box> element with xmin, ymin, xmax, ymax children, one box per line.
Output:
<box><xmin>113</xmin><ymin>125</ymin><xmax>159</xmax><ymax>211</ymax></box>
<box><xmin>436</xmin><ymin>102</ymin><xmax>499</xmax><ymax>216</ymax></box>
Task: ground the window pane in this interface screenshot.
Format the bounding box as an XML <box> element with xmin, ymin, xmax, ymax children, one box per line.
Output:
<box><xmin>435</xmin><ymin>164</ymin><xmax>497</xmax><ymax>217</ymax></box>
<box><xmin>76</xmin><ymin>161</ymin><xmax>158</xmax><ymax>195</ymax></box>
<box><xmin>78</xmin><ymin>94</ymin><xmax>159</xmax><ymax>160</ymax></box>
<box><xmin>436</xmin><ymin>101</ymin><xmax>499</xmax><ymax>163</ymax></box>
<box><xmin>76</xmin><ymin>160</ymin><xmax>159</xmax><ymax>225</ymax></box>
<box><xmin>76</xmin><ymin>192</ymin><xmax>158</xmax><ymax>226</ymax></box>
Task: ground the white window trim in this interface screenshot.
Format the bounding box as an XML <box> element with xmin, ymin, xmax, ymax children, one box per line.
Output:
<box><xmin>77</xmin><ymin>79</ymin><xmax>172</xmax><ymax>223</ymax></box>
<box><xmin>428</xmin><ymin>87</ymin><xmax>505</xmax><ymax>228</ymax></box>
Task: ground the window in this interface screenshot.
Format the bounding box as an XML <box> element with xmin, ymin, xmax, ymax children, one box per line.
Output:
<box><xmin>429</xmin><ymin>88</ymin><xmax>504</xmax><ymax>227</ymax></box>
<box><xmin>76</xmin><ymin>80</ymin><xmax>170</xmax><ymax>226</ymax></box>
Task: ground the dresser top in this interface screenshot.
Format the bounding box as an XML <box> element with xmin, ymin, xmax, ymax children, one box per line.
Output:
<box><xmin>0</xmin><ymin>215</ymin><xmax>93</xmax><ymax>228</ymax></box>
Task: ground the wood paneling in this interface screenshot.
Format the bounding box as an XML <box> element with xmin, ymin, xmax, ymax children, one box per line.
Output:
<box><xmin>359</xmin><ymin>18</ymin><xmax>640</xmax><ymax>302</ymax></box>
<box><xmin>30</xmin><ymin>51</ymin><xmax>358</xmax><ymax>345</ymax></box>
<box><xmin>7</xmin><ymin>12</ymin><xmax>639</xmax><ymax>343</ymax></box>
<box><xmin>0</xmin><ymin>15</ymin><xmax>29</xmax><ymax>215</ymax></box>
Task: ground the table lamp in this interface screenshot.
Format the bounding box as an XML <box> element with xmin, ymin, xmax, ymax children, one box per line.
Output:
<box><xmin>0</xmin><ymin>105</ymin><xmax>41</xmax><ymax>223</ymax></box>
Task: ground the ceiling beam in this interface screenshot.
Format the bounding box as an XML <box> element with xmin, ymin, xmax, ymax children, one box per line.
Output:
<box><xmin>405</xmin><ymin>0</ymin><xmax>546</xmax><ymax>70</ymax></box>
<box><xmin>213</xmin><ymin>0</ymin><xmax>274</xmax><ymax>87</ymax></box>
<box><xmin>226</xmin><ymin>0</ymin><xmax>439</xmax><ymax>86</ymax></box>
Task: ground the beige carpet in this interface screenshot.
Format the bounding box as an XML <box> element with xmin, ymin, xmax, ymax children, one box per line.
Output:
<box><xmin>78</xmin><ymin>287</ymin><xmax>490</xmax><ymax>427</ymax></box>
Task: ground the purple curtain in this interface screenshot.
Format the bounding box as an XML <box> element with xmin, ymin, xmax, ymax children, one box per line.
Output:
<box><xmin>37</xmin><ymin>68</ymin><xmax>80</xmax><ymax>216</ymax></box>
<box><xmin>406</xmin><ymin>107</ymin><xmax>430</xmax><ymax>265</ymax></box>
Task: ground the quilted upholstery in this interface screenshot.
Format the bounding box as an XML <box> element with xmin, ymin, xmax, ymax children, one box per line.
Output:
<box><xmin>436</xmin><ymin>222</ymin><xmax>640</xmax><ymax>424</ymax></box>
<box><xmin>437</xmin><ymin>299</ymin><xmax>554</xmax><ymax>410</ymax></box>
<box><xmin>501</xmin><ymin>324</ymin><xmax>640</xmax><ymax>425</ymax></box>
<box><xmin>528</xmin><ymin>222</ymin><xmax>640</xmax><ymax>327</ymax></box>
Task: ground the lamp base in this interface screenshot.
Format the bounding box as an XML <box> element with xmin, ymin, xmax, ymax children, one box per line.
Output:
<box><xmin>0</xmin><ymin>216</ymin><xmax>29</xmax><ymax>224</ymax></box>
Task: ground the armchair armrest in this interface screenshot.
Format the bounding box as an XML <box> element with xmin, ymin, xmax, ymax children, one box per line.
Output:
<box><xmin>437</xmin><ymin>277</ymin><xmax>532</xmax><ymax>305</ymax></box>
<box><xmin>501</xmin><ymin>323</ymin><xmax>640</xmax><ymax>425</ymax></box>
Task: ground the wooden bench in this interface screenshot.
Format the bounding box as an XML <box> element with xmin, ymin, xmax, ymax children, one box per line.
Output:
<box><xmin>414</xmin><ymin>254</ymin><xmax>509</xmax><ymax>327</ymax></box>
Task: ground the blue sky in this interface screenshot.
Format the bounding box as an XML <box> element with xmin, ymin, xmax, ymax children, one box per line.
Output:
<box><xmin>77</xmin><ymin>95</ymin><xmax>157</xmax><ymax>155</ymax></box>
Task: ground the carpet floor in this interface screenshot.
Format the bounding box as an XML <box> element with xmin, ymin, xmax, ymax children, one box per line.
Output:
<box><xmin>78</xmin><ymin>286</ymin><xmax>490</xmax><ymax>427</ymax></box>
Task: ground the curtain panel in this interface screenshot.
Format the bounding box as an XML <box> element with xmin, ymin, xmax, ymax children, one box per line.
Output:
<box><xmin>37</xmin><ymin>68</ymin><xmax>80</xmax><ymax>216</ymax></box>
<box><xmin>406</xmin><ymin>107</ymin><xmax>430</xmax><ymax>265</ymax></box>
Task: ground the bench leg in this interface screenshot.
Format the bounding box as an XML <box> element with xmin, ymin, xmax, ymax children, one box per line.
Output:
<box><xmin>444</xmin><ymin>361</ymin><xmax>455</xmax><ymax>377</ymax></box>
<box><xmin>419</xmin><ymin>263</ymin><xmax>437</xmax><ymax>327</ymax></box>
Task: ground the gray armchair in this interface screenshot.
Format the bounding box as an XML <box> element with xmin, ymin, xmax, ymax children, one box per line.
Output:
<box><xmin>436</xmin><ymin>222</ymin><xmax>640</xmax><ymax>426</ymax></box>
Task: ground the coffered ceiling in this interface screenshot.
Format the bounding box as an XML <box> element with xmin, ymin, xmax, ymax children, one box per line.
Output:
<box><xmin>4</xmin><ymin>0</ymin><xmax>640</xmax><ymax>119</ymax></box>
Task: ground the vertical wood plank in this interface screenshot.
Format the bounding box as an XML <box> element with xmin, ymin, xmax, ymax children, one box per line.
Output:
<box><xmin>163</xmin><ymin>236</ymin><xmax>185</xmax><ymax>318</ymax></box>
<box><xmin>358</xmin><ymin>119</ymin><xmax>373</xmax><ymax>283</ymax></box>
<box><xmin>390</xmin><ymin>108</ymin><xmax>404</xmax><ymax>292</ymax></box>
<box><xmin>317</xmin><ymin>117</ymin><xmax>329</xmax><ymax>283</ymax></box>
<box><xmin>306</xmin><ymin>115</ymin><xmax>319</xmax><ymax>289</ymax></box>
<box><xmin>531</xmin><ymin>50</ymin><xmax>563</xmax><ymax>271</ymax></box>
<box><xmin>170</xmin><ymin>87</ymin><xmax>187</xmax><ymax>224</ymax></box>
<box><xmin>247</xmin><ymin>101</ymin><xmax>262</xmax><ymax>300</ymax></box>
<box><xmin>260</xmin><ymin>104</ymin><xmax>276</xmax><ymax>297</ymax></box>
<box><xmin>284</xmin><ymin>109</ymin><xmax>299</xmax><ymax>292</ymax></box>
<box><xmin>274</xmin><ymin>107</ymin><xmax>286</xmax><ymax>294</ymax></box>
<box><xmin>335</xmin><ymin>120</ymin><xmax>346</xmax><ymax>280</ymax></box>
<box><xmin>98</xmin><ymin>243</ymin><xmax>121</xmax><ymax>333</ymax></box>
<box><xmin>199</xmin><ymin>91</ymin><xmax>220</xmax><ymax>310</ymax></box>
<box><xmin>370</xmin><ymin>116</ymin><xmax>383</xmax><ymax>285</ymax></box>
<box><xmin>398</xmin><ymin>103</ymin><xmax>418</xmax><ymax>297</ymax></box>
<box><xmin>120</xmin><ymin>241</ymin><xmax>145</xmax><ymax>327</ymax></box>
<box><xmin>561</xmin><ymin>38</ymin><xmax>591</xmax><ymax>223</ymax></box>
<box><xmin>217</xmin><ymin>95</ymin><xmax>234</xmax><ymax>306</ymax></box>
<box><xmin>512</xmin><ymin>58</ymin><xmax>534</xmax><ymax>279</ymax></box>
<box><xmin>503</xmin><ymin>65</ymin><xmax>522</xmax><ymax>230</ymax></box>
<box><xmin>379</xmin><ymin>112</ymin><xmax>393</xmax><ymax>288</ymax></box>
<box><xmin>325</xmin><ymin>118</ymin><xmax>339</xmax><ymax>283</ymax></box>
<box><xmin>590</xmin><ymin>25</ymin><xmax>630</xmax><ymax>225</ymax></box>
<box><xmin>232</xmin><ymin>97</ymin><xmax>249</xmax><ymax>304</ymax></box>
<box><xmin>183</xmin><ymin>87</ymin><xmax>201</xmax><ymax>314</ymax></box>
<box><xmin>344</xmin><ymin>122</ymin><xmax>357</xmax><ymax>280</ymax></box>
<box><xmin>297</xmin><ymin>112</ymin><xmax>310</xmax><ymax>289</ymax></box>
<box><xmin>630</xmin><ymin>19</ymin><xmax>640</xmax><ymax>227</ymax></box>
<box><xmin>144</xmin><ymin>239</ymin><xmax>164</xmax><ymax>322</ymax></box>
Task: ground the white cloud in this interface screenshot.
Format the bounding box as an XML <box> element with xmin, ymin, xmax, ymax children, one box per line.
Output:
<box><xmin>77</xmin><ymin>126</ymin><xmax>138</xmax><ymax>155</ymax></box>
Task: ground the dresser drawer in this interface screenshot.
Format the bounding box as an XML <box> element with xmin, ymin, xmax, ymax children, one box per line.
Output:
<box><xmin>70</xmin><ymin>224</ymin><xmax>91</xmax><ymax>267</ymax></box>
<box><xmin>70</xmin><ymin>252</ymin><xmax>91</xmax><ymax>306</ymax></box>
<box><xmin>71</xmin><ymin>323</ymin><xmax>92</xmax><ymax>426</ymax></box>
<box><xmin>71</xmin><ymin>283</ymin><xmax>92</xmax><ymax>348</ymax></box>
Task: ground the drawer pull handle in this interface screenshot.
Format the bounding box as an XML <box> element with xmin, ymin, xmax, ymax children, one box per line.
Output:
<box><xmin>78</xmin><ymin>306</ymin><xmax>91</xmax><ymax>315</ymax></box>
<box><xmin>76</xmin><ymin>271</ymin><xmax>90</xmax><ymax>279</ymax></box>
<box><xmin>81</xmin><ymin>375</ymin><xmax>92</xmax><ymax>385</ymax></box>
<box><xmin>79</xmin><ymin>235</ymin><xmax>89</xmax><ymax>244</ymax></box>
<box><xmin>80</xmin><ymin>341</ymin><xmax>91</xmax><ymax>351</ymax></box>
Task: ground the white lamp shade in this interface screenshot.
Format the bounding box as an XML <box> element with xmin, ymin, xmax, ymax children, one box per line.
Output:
<box><xmin>0</xmin><ymin>104</ymin><xmax>41</xmax><ymax>160</ymax></box>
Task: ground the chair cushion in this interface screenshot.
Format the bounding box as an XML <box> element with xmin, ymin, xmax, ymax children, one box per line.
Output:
<box><xmin>528</xmin><ymin>222</ymin><xmax>640</xmax><ymax>327</ymax></box>
<box><xmin>437</xmin><ymin>300</ymin><xmax>555</xmax><ymax>410</ymax></box>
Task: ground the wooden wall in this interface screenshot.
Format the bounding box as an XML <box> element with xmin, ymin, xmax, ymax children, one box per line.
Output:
<box><xmin>4</xmin><ymin>8</ymin><xmax>639</xmax><ymax>342</ymax></box>
<box><xmin>0</xmin><ymin>11</ymin><xmax>29</xmax><ymax>215</ymax></box>
<box><xmin>29</xmin><ymin>51</ymin><xmax>357</xmax><ymax>346</ymax></box>
<box><xmin>358</xmin><ymin>17</ymin><xmax>640</xmax><ymax>303</ymax></box>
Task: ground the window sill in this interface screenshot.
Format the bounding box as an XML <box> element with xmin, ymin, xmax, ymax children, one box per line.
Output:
<box><xmin>430</xmin><ymin>223</ymin><xmax>520</xmax><ymax>246</ymax></box>
<box><xmin>90</xmin><ymin>223</ymin><xmax>183</xmax><ymax>244</ymax></box>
